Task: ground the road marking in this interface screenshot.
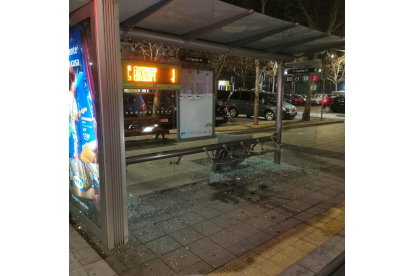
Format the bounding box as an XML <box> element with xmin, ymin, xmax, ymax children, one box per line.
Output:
<box><xmin>297</xmin><ymin>133</ymin><xmax>305</xmax><ymax>135</ymax></box>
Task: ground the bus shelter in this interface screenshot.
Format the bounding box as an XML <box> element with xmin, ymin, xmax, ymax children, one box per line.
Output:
<box><xmin>69</xmin><ymin>0</ymin><xmax>344</xmax><ymax>249</ymax></box>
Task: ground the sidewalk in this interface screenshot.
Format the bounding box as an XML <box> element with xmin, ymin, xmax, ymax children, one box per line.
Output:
<box><xmin>70</xmin><ymin>224</ymin><xmax>117</xmax><ymax>276</ymax></box>
<box><xmin>70</xmin><ymin>122</ymin><xmax>345</xmax><ymax>275</ymax></box>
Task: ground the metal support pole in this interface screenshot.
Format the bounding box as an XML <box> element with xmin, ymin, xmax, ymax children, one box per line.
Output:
<box><xmin>274</xmin><ymin>61</ymin><xmax>284</xmax><ymax>164</ymax></box>
<box><xmin>321</xmin><ymin>68</ymin><xmax>326</xmax><ymax>121</ymax></box>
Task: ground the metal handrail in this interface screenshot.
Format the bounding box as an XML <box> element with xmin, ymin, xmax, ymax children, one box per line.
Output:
<box><xmin>125</xmin><ymin>135</ymin><xmax>278</xmax><ymax>165</ymax></box>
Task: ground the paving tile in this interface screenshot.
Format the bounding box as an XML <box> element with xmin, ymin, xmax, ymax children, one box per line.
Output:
<box><xmin>261</xmin><ymin>210</ymin><xmax>288</xmax><ymax>223</ymax></box>
<box><xmin>192</xmin><ymin>220</ymin><xmax>223</xmax><ymax>236</ymax></box>
<box><xmin>291</xmin><ymin>239</ymin><xmax>317</xmax><ymax>254</ymax></box>
<box><xmin>263</xmin><ymin>223</ymin><xmax>290</xmax><ymax>237</ymax></box>
<box><xmin>305</xmin><ymin>206</ymin><xmax>326</xmax><ymax>215</ymax></box>
<box><xmin>280</xmin><ymin>245</ymin><xmax>307</xmax><ymax>259</ymax></box>
<box><xmin>72</xmin><ymin>246</ymin><xmax>100</xmax><ymax>266</ymax></box>
<box><xmin>122</xmin><ymin>245</ymin><xmax>156</xmax><ymax>267</ymax></box>
<box><xmin>177</xmin><ymin>212</ymin><xmax>206</xmax><ymax>226</ymax></box>
<box><xmin>319</xmin><ymin>187</ymin><xmax>342</xmax><ymax>197</ymax></box>
<box><xmin>132</xmin><ymin>226</ymin><xmax>165</xmax><ymax>243</ymax></box>
<box><xmin>296</xmin><ymin>250</ymin><xmax>332</xmax><ymax>273</ymax></box>
<box><xmin>326</xmin><ymin>196</ymin><xmax>344</xmax><ymax>204</ymax></box>
<box><xmin>104</xmin><ymin>255</ymin><xmax>129</xmax><ymax>274</ymax></box>
<box><xmin>164</xmin><ymin>204</ymin><xmax>194</xmax><ymax>217</ymax></box>
<box><xmin>227</xmin><ymin>240</ymin><xmax>258</xmax><ymax>256</ymax></box>
<box><xmin>210</xmin><ymin>214</ymin><xmax>241</xmax><ymax>228</ymax></box>
<box><xmin>161</xmin><ymin>247</ymin><xmax>201</xmax><ymax>272</ymax></box>
<box><xmin>316</xmin><ymin>202</ymin><xmax>335</xmax><ymax>210</ymax></box>
<box><xmin>245</xmin><ymin>216</ymin><xmax>275</xmax><ymax>230</ymax></box>
<box><xmin>69</xmin><ymin>259</ymin><xmax>82</xmax><ymax>271</ymax></box>
<box><xmin>241</xmin><ymin>204</ymin><xmax>270</xmax><ymax>215</ymax></box>
<box><xmin>238</xmin><ymin>252</ymin><xmax>267</xmax><ymax>268</ymax></box>
<box><xmin>269</xmin><ymin>252</ymin><xmax>298</xmax><ymax>269</ymax></box>
<box><xmin>170</xmin><ymin>227</ymin><xmax>204</xmax><ymax>245</ymax></box>
<box><xmin>301</xmin><ymin>233</ymin><xmax>329</xmax><ymax>246</ymax></box>
<box><xmin>145</xmin><ymin>236</ymin><xmax>181</xmax><ymax>257</ymax></box>
<box><xmin>156</xmin><ymin>218</ymin><xmax>187</xmax><ymax>234</ymax></box>
<box><xmin>209</xmin><ymin>229</ymin><xmax>243</xmax><ymax>249</ymax></box>
<box><xmin>70</xmin><ymin>234</ymin><xmax>90</xmax><ymax>251</ymax></box>
<box><xmin>178</xmin><ymin>261</ymin><xmax>214</xmax><ymax>275</ymax></box>
<box><xmin>300</xmin><ymin>192</ymin><xmax>332</xmax><ymax>205</ymax></box>
<box><xmin>245</xmin><ymin>232</ymin><xmax>273</xmax><ymax>247</ymax></box>
<box><xmin>276</xmin><ymin>205</ymin><xmax>302</xmax><ymax>217</ymax></box>
<box><xmin>286</xmin><ymin>200</ymin><xmax>313</xmax><ymax>211</ymax></box>
<box><xmin>325</xmin><ymin>235</ymin><xmax>345</xmax><ymax>252</ymax></box>
<box><xmin>278</xmin><ymin>218</ymin><xmax>302</xmax><ymax>229</ymax></box>
<box><xmin>194</xmin><ymin>206</ymin><xmax>224</xmax><ymax>219</ymax></box>
<box><xmin>117</xmin><ymin>270</ymin><xmax>135</xmax><ymax>276</ymax></box>
<box><xmin>278</xmin><ymin>263</ymin><xmax>315</xmax><ymax>276</ymax></box>
<box><xmin>227</xmin><ymin>208</ymin><xmax>256</xmax><ymax>221</ymax></box>
<box><xmin>204</xmin><ymin>249</ymin><xmax>237</xmax><ymax>269</ymax></box>
<box><xmin>130</xmin><ymin>258</ymin><xmax>175</xmax><ymax>276</ymax></box>
<box><xmin>256</xmin><ymin>259</ymin><xmax>285</xmax><ymax>276</ymax></box>
<box><xmin>83</xmin><ymin>259</ymin><xmax>116</xmax><ymax>276</ymax></box>
<box><xmin>187</xmin><ymin>237</ymin><xmax>224</xmax><ymax>259</ymax></box>
<box><xmin>69</xmin><ymin>267</ymin><xmax>89</xmax><ymax>276</ymax></box>
<box><xmin>294</xmin><ymin>211</ymin><xmax>315</xmax><ymax>222</ymax></box>
<box><xmin>212</xmin><ymin>202</ymin><xmax>240</xmax><ymax>213</ymax></box>
<box><xmin>227</xmin><ymin>222</ymin><xmax>261</xmax><ymax>239</ymax></box>
<box><xmin>337</xmin><ymin>229</ymin><xmax>345</xmax><ymax>237</ymax></box>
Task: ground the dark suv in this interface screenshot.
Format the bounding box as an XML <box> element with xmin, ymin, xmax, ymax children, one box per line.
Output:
<box><xmin>226</xmin><ymin>90</ymin><xmax>297</xmax><ymax>120</ymax></box>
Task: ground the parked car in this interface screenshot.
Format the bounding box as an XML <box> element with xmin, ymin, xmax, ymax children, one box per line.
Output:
<box><xmin>329</xmin><ymin>96</ymin><xmax>345</xmax><ymax>113</ymax></box>
<box><xmin>215</xmin><ymin>102</ymin><xmax>229</xmax><ymax>125</ymax></box>
<box><xmin>321</xmin><ymin>95</ymin><xmax>337</xmax><ymax>112</ymax></box>
<box><xmin>123</xmin><ymin>92</ymin><xmax>176</xmax><ymax>129</ymax></box>
<box><xmin>226</xmin><ymin>90</ymin><xmax>297</xmax><ymax>120</ymax></box>
<box><xmin>311</xmin><ymin>94</ymin><xmax>324</xmax><ymax>105</ymax></box>
<box><xmin>284</xmin><ymin>94</ymin><xmax>305</xmax><ymax>106</ymax></box>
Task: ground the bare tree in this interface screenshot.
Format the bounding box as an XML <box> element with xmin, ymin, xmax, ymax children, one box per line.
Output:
<box><xmin>262</xmin><ymin>60</ymin><xmax>278</xmax><ymax>92</ymax></box>
<box><xmin>226</xmin><ymin>56</ymin><xmax>254</xmax><ymax>89</ymax></box>
<box><xmin>326</xmin><ymin>55</ymin><xmax>345</xmax><ymax>91</ymax></box>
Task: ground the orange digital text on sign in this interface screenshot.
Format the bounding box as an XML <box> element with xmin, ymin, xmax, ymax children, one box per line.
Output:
<box><xmin>127</xmin><ymin>65</ymin><xmax>176</xmax><ymax>84</ymax></box>
<box><xmin>127</xmin><ymin>66</ymin><xmax>157</xmax><ymax>82</ymax></box>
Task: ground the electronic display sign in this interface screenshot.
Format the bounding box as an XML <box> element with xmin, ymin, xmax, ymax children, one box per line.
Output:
<box><xmin>122</xmin><ymin>60</ymin><xmax>181</xmax><ymax>89</ymax></box>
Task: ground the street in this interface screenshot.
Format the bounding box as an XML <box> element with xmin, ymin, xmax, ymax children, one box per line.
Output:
<box><xmin>227</xmin><ymin>105</ymin><xmax>345</xmax><ymax>124</ymax></box>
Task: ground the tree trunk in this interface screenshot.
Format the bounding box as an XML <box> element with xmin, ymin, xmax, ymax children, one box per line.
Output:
<box><xmin>153</xmin><ymin>89</ymin><xmax>161</xmax><ymax>117</ymax></box>
<box><xmin>242</xmin><ymin>77</ymin><xmax>245</xmax><ymax>88</ymax></box>
<box><xmin>335</xmin><ymin>82</ymin><xmax>338</xmax><ymax>91</ymax></box>
<box><xmin>253</xmin><ymin>60</ymin><xmax>260</xmax><ymax>125</ymax></box>
<box><xmin>272</xmin><ymin>76</ymin><xmax>276</xmax><ymax>92</ymax></box>
<box><xmin>302</xmin><ymin>74</ymin><xmax>312</xmax><ymax>121</ymax></box>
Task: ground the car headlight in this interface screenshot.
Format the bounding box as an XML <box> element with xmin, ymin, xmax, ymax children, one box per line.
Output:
<box><xmin>282</xmin><ymin>107</ymin><xmax>286</xmax><ymax>111</ymax></box>
<box><xmin>292</xmin><ymin>107</ymin><xmax>296</xmax><ymax>111</ymax></box>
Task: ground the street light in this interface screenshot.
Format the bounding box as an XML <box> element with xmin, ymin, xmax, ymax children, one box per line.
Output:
<box><xmin>331</xmin><ymin>54</ymin><xmax>334</xmax><ymax>58</ymax></box>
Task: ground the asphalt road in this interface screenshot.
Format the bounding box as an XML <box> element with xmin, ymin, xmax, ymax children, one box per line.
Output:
<box><xmin>227</xmin><ymin>105</ymin><xmax>344</xmax><ymax>124</ymax></box>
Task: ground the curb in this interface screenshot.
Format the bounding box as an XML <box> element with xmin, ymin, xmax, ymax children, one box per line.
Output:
<box><xmin>315</xmin><ymin>250</ymin><xmax>345</xmax><ymax>276</ymax></box>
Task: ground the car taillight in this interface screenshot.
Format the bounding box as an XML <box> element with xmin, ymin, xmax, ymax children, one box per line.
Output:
<box><xmin>140</xmin><ymin>102</ymin><xmax>147</xmax><ymax>112</ymax></box>
<box><xmin>323</xmin><ymin>99</ymin><xmax>327</xmax><ymax>102</ymax></box>
<box><xmin>224</xmin><ymin>107</ymin><xmax>228</xmax><ymax>113</ymax></box>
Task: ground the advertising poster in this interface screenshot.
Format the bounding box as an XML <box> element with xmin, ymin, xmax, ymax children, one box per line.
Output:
<box><xmin>178</xmin><ymin>68</ymin><xmax>214</xmax><ymax>141</ymax></box>
<box><xmin>69</xmin><ymin>18</ymin><xmax>101</xmax><ymax>227</ymax></box>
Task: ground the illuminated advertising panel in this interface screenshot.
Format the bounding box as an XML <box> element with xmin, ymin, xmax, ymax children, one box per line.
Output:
<box><xmin>122</xmin><ymin>60</ymin><xmax>181</xmax><ymax>89</ymax></box>
<box><xmin>69</xmin><ymin>18</ymin><xmax>101</xmax><ymax>228</ymax></box>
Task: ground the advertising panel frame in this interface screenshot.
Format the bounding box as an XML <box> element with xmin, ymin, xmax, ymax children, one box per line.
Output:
<box><xmin>177</xmin><ymin>66</ymin><xmax>215</xmax><ymax>142</ymax></box>
<box><xmin>69</xmin><ymin>0</ymin><xmax>107</xmax><ymax>244</ymax></box>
